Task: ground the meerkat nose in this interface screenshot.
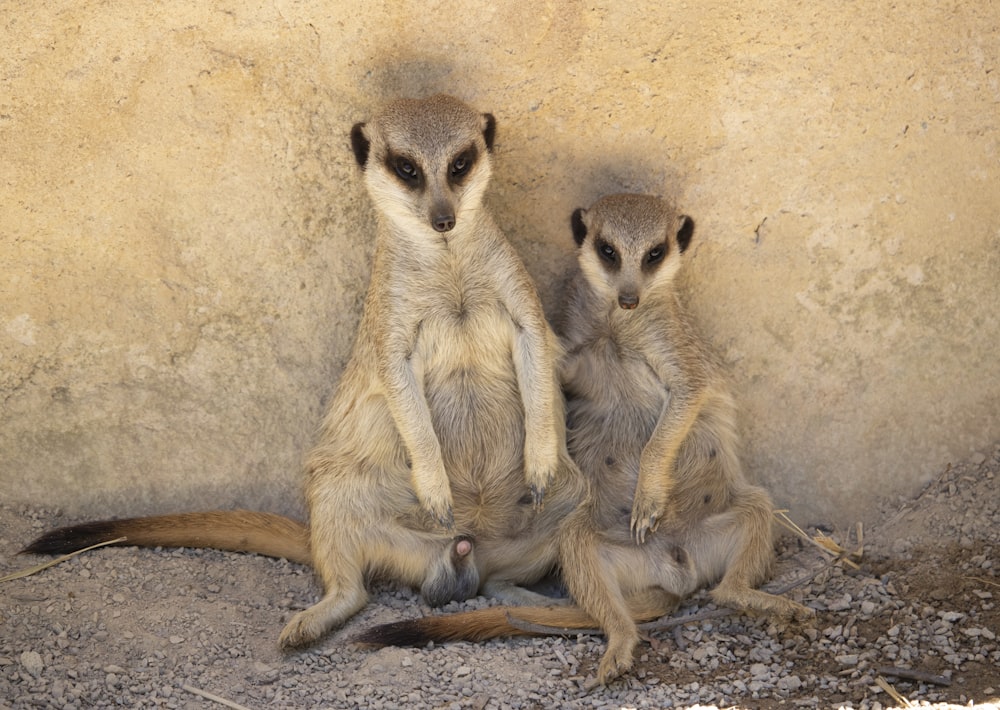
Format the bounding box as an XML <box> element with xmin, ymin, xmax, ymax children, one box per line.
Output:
<box><xmin>432</xmin><ymin>212</ymin><xmax>456</xmax><ymax>232</ymax></box>
<box><xmin>618</xmin><ymin>294</ymin><xmax>639</xmax><ymax>309</ymax></box>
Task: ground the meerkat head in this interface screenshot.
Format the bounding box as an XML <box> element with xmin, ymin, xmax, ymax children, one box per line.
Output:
<box><xmin>571</xmin><ymin>194</ymin><xmax>694</xmax><ymax>311</ymax></box>
<box><xmin>350</xmin><ymin>94</ymin><xmax>496</xmax><ymax>239</ymax></box>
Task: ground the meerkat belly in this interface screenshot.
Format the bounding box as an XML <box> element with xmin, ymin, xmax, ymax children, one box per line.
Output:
<box><xmin>566</xmin><ymin>343</ymin><xmax>665</xmax><ymax>531</ymax></box>
<box><xmin>417</xmin><ymin>302</ymin><xmax>531</xmax><ymax>535</ymax></box>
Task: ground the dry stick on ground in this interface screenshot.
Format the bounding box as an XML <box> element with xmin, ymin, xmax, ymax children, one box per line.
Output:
<box><xmin>0</xmin><ymin>537</ymin><xmax>128</xmax><ymax>584</ymax></box>
<box><xmin>876</xmin><ymin>675</ymin><xmax>915</xmax><ymax>707</ymax></box>
<box><xmin>964</xmin><ymin>575</ymin><xmax>1000</xmax><ymax>590</ymax></box>
<box><xmin>877</xmin><ymin>667</ymin><xmax>953</xmax><ymax>687</ymax></box>
<box><xmin>182</xmin><ymin>684</ymin><xmax>254</xmax><ymax>710</ymax></box>
<box><xmin>774</xmin><ymin>511</ymin><xmax>863</xmax><ymax>570</ymax></box>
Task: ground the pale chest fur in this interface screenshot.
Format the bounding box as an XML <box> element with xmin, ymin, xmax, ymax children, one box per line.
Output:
<box><xmin>392</xmin><ymin>247</ymin><xmax>532</xmax><ymax>533</ymax></box>
<box><xmin>564</xmin><ymin>315</ymin><xmax>668</xmax><ymax>516</ymax></box>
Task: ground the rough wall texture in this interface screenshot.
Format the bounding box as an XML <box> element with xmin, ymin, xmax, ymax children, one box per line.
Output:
<box><xmin>3</xmin><ymin>1</ymin><xmax>998</xmax><ymax>526</ymax></box>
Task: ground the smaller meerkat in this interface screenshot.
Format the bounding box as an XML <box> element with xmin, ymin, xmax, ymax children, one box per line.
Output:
<box><xmin>556</xmin><ymin>194</ymin><xmax>811</xmax><ymax>684</ymax></box>
<box><xmin>354</xmin><ymin>194</ymin><xmax>811</xmax><ymax>686</ymax></box>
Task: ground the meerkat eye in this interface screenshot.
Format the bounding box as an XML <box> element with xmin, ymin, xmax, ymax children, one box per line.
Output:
<box><xmin>451</xmin><ymin>156</ymin><xmax>470</xmax><ymax>176</ymax></box>
<box><xmin>597</xmin><ymin>242</ymin><xmax>618</xmax><ymax>263</ymax></box>
<box><xmin>646</xmin><ymin>245</ymin><xmax>665</xmax><ymax>264</ymax></box>
<box><xmin>394</xmin><ymin>158</ymin><xmax>419</xmax><ymax>182</ymax></box>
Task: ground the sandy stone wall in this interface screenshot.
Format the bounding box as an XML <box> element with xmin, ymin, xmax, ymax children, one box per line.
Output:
<box><xmin>3</xmin><ymin>1</ymin><xmax>998</xmax><ymax>526</ymax></box>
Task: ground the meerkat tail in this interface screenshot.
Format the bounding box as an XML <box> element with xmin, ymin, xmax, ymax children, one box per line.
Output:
<box><xmin>353</xmin><ymin>607</ymin><xmax>522</xmax><ymax>647</ymax></box>
<box><xmin>352</xmin><ymin>606</ymin><xmax>596</xmax><ymax>647</ymax></box>
<box><xmin>20</xmin><ymin>510</ymin><xmax>311</xmax><ymax>565</ymax></box>
<box><xmin>354</xmin><ymin>591</ymin><xmax>675</xmax><ymax>647</ymax></box>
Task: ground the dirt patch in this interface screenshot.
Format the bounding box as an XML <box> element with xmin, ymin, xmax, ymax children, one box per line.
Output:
<box><xmin>621</xmin><ymin>453</ymin><xmax>1000</xmax><ymax>709</ymax></box>
<box><xmin>2</xmin><ymin>446</ymin><xmax>998</xmax><ymax>709</ymax></box>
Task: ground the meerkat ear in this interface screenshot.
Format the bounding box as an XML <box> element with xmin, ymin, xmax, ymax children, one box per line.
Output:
<box><xmin>676</xmin><ymin>215</ymin><xmax>694</xmax><ymax>253</ymax></box>
<box><xmin>481</xmin><ymin>113</ymin><xmax>497</xmax><ymax>152</ymax></box>
<box><xmin>571</xmin><ymin>208</ymin><xmax>589</xmax><ymax>246</ymax></box>
<box><xmin>350</xmin><ymin>123</ymin><xmax>370</xmax><ymax>168</ymax></box>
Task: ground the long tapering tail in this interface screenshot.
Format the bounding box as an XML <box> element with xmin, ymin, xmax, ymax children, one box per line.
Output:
<box><xmin>354</xmin><ymin>589</ymin><xmax>675</xmax><ymax>647</ymax></box>
<box><xmin>21</xmin><ymin>510</ymin><xmax>311</xmax><ymax>565</ymax></box>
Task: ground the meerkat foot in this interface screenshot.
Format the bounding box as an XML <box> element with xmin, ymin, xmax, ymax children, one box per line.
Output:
<box><xmin>586</xmin><ymin>633</ymin><xmax>639</xmax><ymax>689</ymax></box>
<box><xmin>765</xmin><ymin>595</ymin><xmax>815</xmax><ymax>622</ymax></box>
<box><xmin>481</xmin><ymin>580</ymin><xmax>562</xmax><ymax>606</ymax></box>
<box><xmin>710</xmin><ymin>585</ymin><xmax>815</xmax><ymax>622</ymax></box>
<box><xmin>279</xmin><ymin>588</ymin><xmax>368</xmax><ymax>649</ymax></box>
<box><xmin>279</xmin><ymin>609</ymin><xmax>328</xmax><ymax>649</ymax></box>
<box><xmin>786</xmin><ymin>599</ymin><xmax>816</xmax><ymax>622</ymax></box>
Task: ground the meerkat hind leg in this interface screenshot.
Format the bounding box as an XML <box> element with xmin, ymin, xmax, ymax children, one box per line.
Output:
<box><xmin>710</xmin><ymin>551</ymin><xmax>814</xmax><ymax>621</ymax></box>
<box><xmin>281</xmin><ymin>521</ymin><xmax>475</xmax><ymax>647</ymax></box>
<box><xmin>698</xmin><ymin>490</ymin><xmax>814</xmax><ymax>621</ymax></box>
<box><xmin>280</xmin><ymin>582</ymin><xmax>369</xmax><ymax>649</ymax></box>
<box><xmin>627</xmin><ymin>587</ymin><xmax>683</xmax><ymax>621</ymax></box>
<box><xmin>586</xmin><ymin>587</ymin><xmax>681</xmax><ymax>690</ymax></box>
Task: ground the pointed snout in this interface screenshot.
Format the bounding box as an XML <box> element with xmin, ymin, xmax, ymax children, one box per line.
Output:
<box><xmin>432</xmin><ymin>213</ymin><xmax>455</xmax><ymax>232</ymax></box>
<box><xmin>618</xmin><ymin>293</ymin><xmax>639</xmax><ymax>310</ymax></box>
<box><xmin>431</xmin><ymin>200</ymin><xmax>456</xmax><ymax>233</ymax></box>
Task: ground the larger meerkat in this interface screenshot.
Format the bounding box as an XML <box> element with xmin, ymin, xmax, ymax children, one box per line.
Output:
<box><xmin>22</xmin><ymin>95</ymin><xmax>585</xmax><ymax>649</ymax></box>
<box><xmin>355</xmin><ymin>194</ymin><xmax>810</xmax><ymax>685</ymax></box>
<box><xmin>279</xmin><ymin>94</ymin><xmax>585</xmax><ymax>648</ymax></box>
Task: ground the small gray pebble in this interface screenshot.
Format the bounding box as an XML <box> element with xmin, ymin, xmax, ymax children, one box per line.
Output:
<box><xmin>19</xmin><ymin>651</ymin><xmax>43</xmax><ymax>678</ymax></box>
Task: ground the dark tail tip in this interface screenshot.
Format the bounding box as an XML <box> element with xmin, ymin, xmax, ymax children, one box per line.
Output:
<box><xmin>352</xmin><ymin>619</ymin><xmax>433</xmax><ymax>648</ymax></box>
<box><xmin>20</xmin><ymin>520</ymin><xmax>126</xmax><ymax>555</ymax></box>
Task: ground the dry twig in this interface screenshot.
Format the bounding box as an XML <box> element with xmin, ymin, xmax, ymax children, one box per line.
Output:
<box><xmin>773</xmin><ymin>510</ymin><xmax>863</xmax><ymax>570</ymax></box>
<box><xmin>0</xmin><ymin>537</ymin><xmax>127</xmax><ymax>584</ymax></box>
<box><xmin>183</xmin><ymin>684</ymin><xmax>253</xmax><ymax>710</ymax></box>
<box><xmin>964</xmin><ymin>575</ymin><xmax>1000</xmax><ymax>590</ymax></box>
<box><xmin>877</xmin><ymin>666</ymin><xmax>952</xmax><ymax>687</ymax></box>
<box><xmin>504</xmin><ymin>611</ymin><xmax>595</xmax><ymax>636</ymax></box>
<box><xmin>875</xmin><ymin>675</ymin><xmax>914</xmax><ymax>707</ymax></box>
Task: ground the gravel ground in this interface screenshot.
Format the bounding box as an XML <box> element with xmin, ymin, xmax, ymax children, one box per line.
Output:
<box><xmin>2</xmin><ymin>444</ymin><xmax>998</xmax><ymax>710</ymax></box>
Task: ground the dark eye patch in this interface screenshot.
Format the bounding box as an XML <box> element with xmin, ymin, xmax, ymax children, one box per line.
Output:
<box><xmin>596</xmin><ymin>239</ymin><xmax>618</xmax><ymax>265</ymax></box>
<box><xmin>395</xmin><ymin>158</ymin><xmax>418</xmax><ymax>181</ymax></box>
<box><xmin>644</xmin><ymin>244</ymin><xmax>666</xmax><ymax>267</ymax></box>
<box><xmin>388</xmin><ymin>153</ymin><xmax>422</xmax><ymax>188</ymax></box>
<box><xmin>448</xmin><ymin>147</ymin><xmax>477</xmax><ymax>185</ymax></box>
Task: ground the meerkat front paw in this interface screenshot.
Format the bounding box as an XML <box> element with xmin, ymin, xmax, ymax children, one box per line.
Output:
<box><xmin>524</xmin><ymin>434</ymin><xmax>558</xmax><ymax>508</ymax></box>
<box><xmin>410</xmin><ymin>461</ymin><xmax>455</xmax><ymax>529</ymax></box>
<box><xmin>525</xmin><ymin>465</ymin><xmax>555</xmax><ymax>508</ymax></box>
<box><xmin>630</xmin><ymin>465</ymin><xmax>676</xmax><ymax>543</ymax></box>
<box><xmin>423</xmin><ymin>497</ymin><xmax>455</xmax><ymax>530</ymax></box>
<box><xmin>629</xmin><ymin>504</ymin><xmax>658</xmax><ymax>545</ymax></box>
<box><xmin>629</xmin><ymin>492</ymin><xmax>673</xmax><ymax>544</ymax></box>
